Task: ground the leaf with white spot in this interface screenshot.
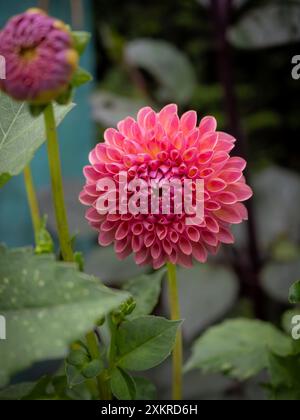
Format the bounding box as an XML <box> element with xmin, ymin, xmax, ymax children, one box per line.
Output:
<box><xmin>0</xmin><ymin>246</ymin><xmax>130</xmax><ymax>387</ymax></box>
<box><xmin>0</xmin><ymin>92</ymin><xmax>74</xmax><ymax>187</ymax></box>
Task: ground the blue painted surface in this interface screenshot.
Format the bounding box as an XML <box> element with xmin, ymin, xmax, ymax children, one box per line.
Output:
<box><xmin>0</xmin><ymin>0</ymin><xmax>95</xmax><ymax>247</ymax></box>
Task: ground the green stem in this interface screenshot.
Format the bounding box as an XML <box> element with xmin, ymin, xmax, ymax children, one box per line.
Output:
<box><xmin>167</xmin><ymin>262</ymin><xmax>183</xmax><ymax>400</ymax></box>
<box><xmin>44</xmin><ymin>103</ymin><xmax>73</xmax><ymax>262</ymax></box>
<box><xmin>86</xmin><ymin>330</ymin><xmax>111</xmax><ymax>400</ymax></box>
<box><xmin>23</xmin><ymin>165</ymin><xmax>41</xmax><ymax>244</ymax></box>
<box><xmin>108</xmin><ymin>316</ymin><xmax>118</xmax><ymax>368</ymax></box>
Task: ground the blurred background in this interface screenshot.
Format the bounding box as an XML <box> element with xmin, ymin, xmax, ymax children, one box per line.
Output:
<box><xmin>1</xmin><ymin>0</ymin><xmax>300</xmax><ymax>399</ymax></box>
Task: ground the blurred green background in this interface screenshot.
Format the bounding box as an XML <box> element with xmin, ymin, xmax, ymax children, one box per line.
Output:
<box><xmin>1</xmin><ymin>0</ymin><xmax>300</xmax><ymax>399</ymax></box>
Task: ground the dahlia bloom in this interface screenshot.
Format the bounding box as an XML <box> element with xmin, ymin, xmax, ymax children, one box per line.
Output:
<box><xmin>80</xmin><ymin>104</ymin><xmax>253</xmax><ymax>269</ymax></box>
<box><xmin>0</xmin><ymin>8</ymin><xmax>78</xmax><ymax>103</ymax></box>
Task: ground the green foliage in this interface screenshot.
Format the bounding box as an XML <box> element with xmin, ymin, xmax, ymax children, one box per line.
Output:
<box><xmin>185</xmin><ymin>319</ymin><xmax>293</xmax><ymax>380</ymax></box>
<box><xmin>35</xmin><ymin>216</ymin><xmax>54</xmax><ymax>255</ymax></box>
<box><xmin>115</xmin><ymin>316</ymin><xmax>182</xmax><ymax>371</ymax></box>
<box><xmin>124</xmin><ymin>39</ymin><xmax>197</xmax><ymax>104</ymax></box>
<box><xmin>289</xmin><ymin>281</ymin><xmax>300</xmax><ymax>304</ymax></box>
<box><xmin>72</xmin><ymin>31</ymin><xmax>91</xmax><ymax>56</ymax></box>
<box><xmin>229</xmin><ymin>2</ymin><xmax>300</xmax><ymax>49</ymax></box>
<box><xmin>266</xmin><ymin>352</ymin><xmax>300</xmax><ymax>400</ymax></box>
<box><xmin>0</xmin><ymin>92</ymin><xmax>73</xmax><ymax>186</ymax></box>
<box><xmin>71</xmin><ymin>67</ymin><xmax>93</xmax><ymax>88</ymax></box>
<box><xmin>111</xmin><ymin>367</ymin><xmax>136</xmax><ymax>400</ymax></box>
<box><xmin>122</xmin><ymin>269</ymin><xmax>165</xmax><ymax>319</ymax></box>
<box><xmin>66</xmin><ymin>360</ymin><xmax>103</xmax><ymax>387</ymax></box>
<box><xmin>134</xmin><ymin>377</ymin><xmax>157</xmax><ymax>400</ymax></box>
<box><xmin>0</xmin><ymin>246</ymin><xmax>129</xmax><ymax>387</ymax></box>
<box><xmin>0</xmin><ymin>383</ymin><xmax>36</xmax><ymax>401</ymax></box>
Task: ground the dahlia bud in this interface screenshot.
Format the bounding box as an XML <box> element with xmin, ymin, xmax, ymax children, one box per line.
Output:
<box><xmin>0</xmin><ymin>8</ymin><xmax>82</xmax><ymax>104</ymax></box>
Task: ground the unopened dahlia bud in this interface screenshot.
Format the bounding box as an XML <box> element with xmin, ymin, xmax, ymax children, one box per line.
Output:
<box><xmin>0</xmin><ymin>8</ymin><xmax>79</xmax><ymax>103</ymax></box>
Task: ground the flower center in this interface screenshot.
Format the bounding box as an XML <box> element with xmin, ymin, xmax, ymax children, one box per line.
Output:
<box><xmin>19</xmin><ymin>46</ymin><xmax>38</xmax><ymax>62</ymax></box>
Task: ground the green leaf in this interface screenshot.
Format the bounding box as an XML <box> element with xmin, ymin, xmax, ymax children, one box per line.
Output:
<box><xmin>290</xmin><ymin>281</ymin><xmax>300</xmax><ymax>303</ymax></box>
<box><xmin>261</xmin><ymin>261</ymin><xmax>300</xmax><ymax>304</ymax></box>
<box><xmin>29</xmin><ymin>104</ymin><xmax>47</xmax><ymax>117</ymax></box>
<box><xmin>66</xmin><ymin>358</ymin><xmax>103</xmax><ymax>387</ymax></box>
<box><xmin>0</xmin><ymin>383</ymin><xmax>36</xmax><ymax>400</ymax></box>
<box><xmin>229</xmin><ymin>3</ymin><xmax>300</xmax><ymax>49</ymax></box>
<box><xmin>0</xmin><ymin>246</ymin><xmax>130</xmax><ymax>387</ymax></box>
<box><xmin>115</xmin><ymin>316</ymin><xmax>182</xmax><ymax>371</ymax></box>
<box><xmin>72</xmin><ymin>31</ymin><xmax>91</xmax><ymax>55</ymax></box>
<box><xmin>66</xmin><ymin>364</ymin><xmax>86</xmax><ymax>387</ymax></box>
<box><xmin>111</xmin><ymin>367</ymin><xmax>136</xmax><ymax>400</ymax></box>
<box><xmin>185</xmin><ymin>319</ymin><xmax>293</xmax><ymax>380</ymax></box>
<box><xmin>21</xmin><ymin>375</ymin><xmax>52</xmax><ymax>400</ymax></box>
<box><xmin>122</xmin><ymin>269</ymin><xmax>165</xmax><ymax>319</ymax></box>
<box><xmin>67</xmin><ymin>349</ymin><xmax>89</xmax><ymax>367</ymax></box>
<box><xmin>0</xmin><ymin>92</ymin><xmax>74</xmax><ymax>185</ymax></box>
<box><xmin>55</xmin><ymin>86</ymin><xmax>73</xmax><ymax>105</ymax></box>
<box><xmin>81</xmin><ymin>360</ymin><xmax>103</xmax><ymax>379</ymax></box>
<box><xmin>266</xmin><ymin>352</ymin><xmax>300</xmax><ymax>400</ymax></box>
<box><xmin>71</xmin><ymin>67</ymin><xmax>93</xmax><ymax>88</ymax></box>
<box><xmin>35</xmin><ymin>216</ymin><xmax>54</xmax><ymax>255</ymax></box>
<box><xmin>0</xmin><ymin>173</ymin><xmax>11</xmax><ymax>188</ymax></box>
<box><xmin>134</xmin><ymin>377</ymin><xmax>157</xmax><ymax>400</ymax></box>
<box><xmin>125</xmin><ymin>39</ymin><xmax>197</xmax><ymax>104</ymax></box>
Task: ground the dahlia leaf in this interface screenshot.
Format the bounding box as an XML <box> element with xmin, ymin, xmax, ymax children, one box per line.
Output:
<box><xmin>266</xmin><ymin>352</ymin><xmax>300</xmax><ymax>400</ymax></box>
<box><xmin>229</xmin><ymin>3</ymin><xmax>300</xmax><ymax>49</ymax></box>
<box><xmin>122</xmin><ymin>269</ymin><xmax>165</xmax><ymax>319</ymax></box>
<box><xmin>115</xmin><ymin>316</ymin><xmax>182</xmax><ymax>371</ymax></box>
<box><xmin>110</xmin><ymin>367</ymin><xmax>136</xmax><ymax>400</ymax></box>
<box><xmin>0</xmin><ymin>92</ymin><xmax>74</xmax><ymax>187</ymax></box>
<box><xmin>0</xmin><ymin>246</ymin><xmax>130</xmax><ymax>387</ymax></box>
<box><xmin>124</xmin><ymin>39</ymin><xmax>197</xmax><ymax>104</ymax></box>
<box><xmin>185</xmin><ymin>319</ymin><xmax>293</xmax><ymax>380</ymax></box>
<box><xmin>289</xmin><ymin>280</ymin><xmax>300</xmax><ymax>304</ymax></box>
<box><xmin>133</xmin><ymin>377</ymin><xmax>157</xmax><ymax>400</ymax></box>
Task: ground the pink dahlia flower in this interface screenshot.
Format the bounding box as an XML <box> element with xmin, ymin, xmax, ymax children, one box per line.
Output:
<box><xmin>80</xmin><ymin>104</ymin><xmax>253</xmax><ymax>269</ymax></box>
<box><xmin>0</xmin><ymin>8</ymin><xmax>78</xmax><ymax>103</ymax></box>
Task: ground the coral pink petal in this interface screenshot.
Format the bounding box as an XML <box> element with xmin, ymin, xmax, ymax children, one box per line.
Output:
<box><xmin>199</xmin><ymin>116</ymin><xmax>217</xmax><ymax>135</ymax></box>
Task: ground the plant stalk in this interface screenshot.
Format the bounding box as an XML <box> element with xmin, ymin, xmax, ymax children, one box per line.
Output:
<box><xmin>23</xmin><ymin>165</ymin><xmax>41</xmax><ymax>245</ymax></box>
<box><xmin>44</xmin><ymin>103</ymin><xmax>74</xmax><ymax>262</ymax></box>
<box><xmin>167</xmin><ymin>262</ymin><xmax>183</xmax><ymax>400</ymax></box>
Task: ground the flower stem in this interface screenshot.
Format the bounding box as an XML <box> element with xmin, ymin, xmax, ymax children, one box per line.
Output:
<box><xmin>167</xmin><ymin>262</ymin><xmax>183</xmax><ymax>400</ymax></box>
<box><xmin>85</xmin><ymin>330</ymin><xmax>111</xmax><ymax>400</ymax></box>
<box><xmin>44</xmin><ymin>103</ymin><xmax>73</xmax><ymax>262</ymax></box>
<box><xmin>23</xmin><ymin>165</ymin><xmax>41</xmax><ymax>245</ymax></box>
